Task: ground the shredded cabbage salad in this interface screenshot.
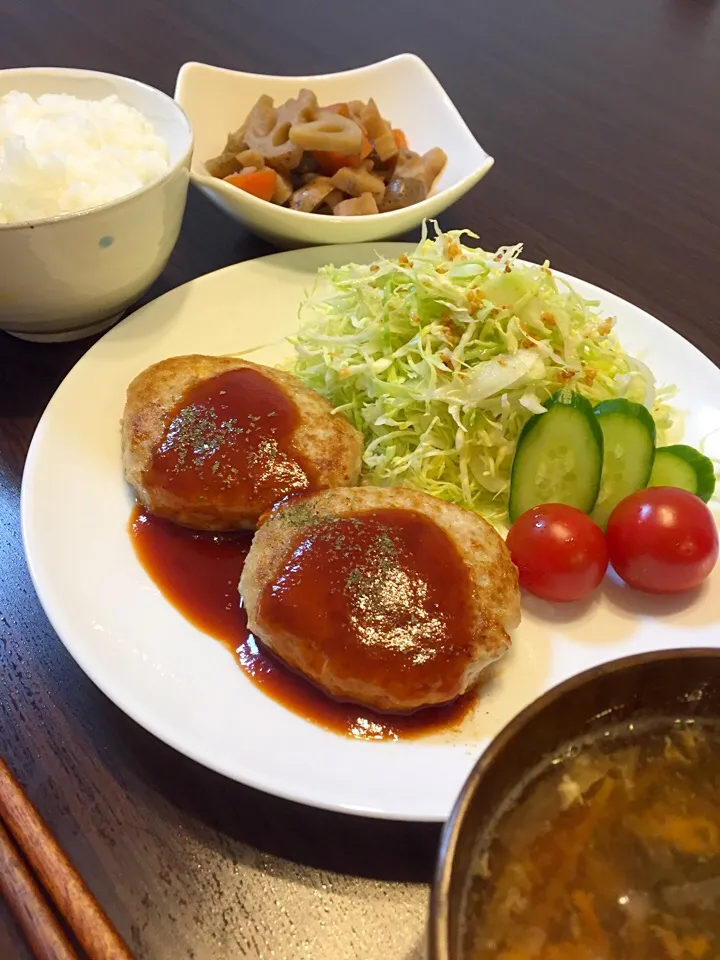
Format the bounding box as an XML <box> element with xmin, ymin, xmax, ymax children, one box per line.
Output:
<box><xmin>289</xmin><ymin>225</ymin><xmax>673</xmax><ymax>527</ymax></box>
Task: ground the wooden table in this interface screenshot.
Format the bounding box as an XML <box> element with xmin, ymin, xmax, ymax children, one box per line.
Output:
<box><xmin>2</xmin><ymin>1</ymin><xmax>720</xmax><ymax>956</ymax></box>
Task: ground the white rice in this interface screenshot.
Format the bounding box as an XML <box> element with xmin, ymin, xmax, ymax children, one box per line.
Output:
<box><xmin>0</xmin><ymin>91</ymin><xmax>170</xmax><ymax>224</ymax></box>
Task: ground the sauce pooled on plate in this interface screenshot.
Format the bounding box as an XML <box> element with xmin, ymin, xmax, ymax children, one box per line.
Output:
<box><xmin>129</xmin><ymin>506</ymin><xmax>476</xmax><ymax>740</ymax></box>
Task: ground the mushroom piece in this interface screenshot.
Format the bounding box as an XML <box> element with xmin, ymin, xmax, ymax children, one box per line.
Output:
<box><xmin>288</xmin><ymin>153</ymin><xmax>320</xmax><ymax>189</ymax></box>
<box><xmin>378</xmin><ymin>177</ymin><xmax>427</xmax><ymax>212</ymax></box>
<box><xmin>295</xmin><ymin>152</ymin><xmax>321</xmax><ymax>175</ymax></box>
<box><xmin>367</xmin><ymin>150</ymin><xmax>398</xmax><ymax>182</ymax></box>
<box><xmin>243</xmin><ymin>89</ymin><xmax>319</xmax><ymax>173</ymax></box>
<box><xmin>295</xmin><ymin>170</ymin><xmax>324</xmax><ymax>186</ymax></box>
<box><xmin>289</xmin><ymin>112</ymin><xmax>362</xmax><ymax>155</ymax></box>
<box><xmin>330</xmin><ymin>166</ymin><xmax>385</xmax><ymax>199</ymax></box>
<box><xmin>394</xmin><ymin>148</ymin><xmax>423</xmax><ymax>180</ymax></box>
<box><xmin>394</xmin><ymin>147</ymin><xmax>447</xmax><ymax>190</ymax></box>
<box><xmin>333</xmin><ymin>192</ymin><xmax>379</xmax><ymax>216</ymax></box>
<box><xmin>288</xmin><ymin>177</ymin><xmax>336</xmax><ymax>212</ymax></box>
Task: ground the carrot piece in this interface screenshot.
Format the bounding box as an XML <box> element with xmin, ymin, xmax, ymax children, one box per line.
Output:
<box><xmin>652</xmin><ymin>926</ymin><xmax>710</xmax><ymax>959</ymax></box>
<box><xmin>223</xmin><ymin>169</ymin><xmax>277</xmax><ymax>202</ymax></box>
<box><xmin>521</xmin><ymin>778</ymin><xmax>616</xmax><ymax>933</ymax></box>
<box><xmin>628</xmin><ymin>809</ymin><xmax>720</xmax><ymax>855</ymax></box>
<box><xmin>392</xmin><ymin>128</ymin><xmax>408</xmax><ymax>150</ymax></box>
<box><xmin>312</xmin><ymin>132</ymin><xmax>372</xmax><ymax>176</ymax></box>
<box><xmin>359</xmin><ymin>132</ymin><xmax>373</xmax><ymax>158</ymax></box>
<box><xmin>571</xmin><ymin>890</ymin><xmax>611</xmax><ymax>957</ymax></box>
<box><xmin>685</xmin><ymin>936</ymin><xmax>711</xmax><ymax>958</ymax></box>
<box><xmin>544</xmin><ymin>946</ymin><xmax>595</xmax><ymax>960</ymax></box>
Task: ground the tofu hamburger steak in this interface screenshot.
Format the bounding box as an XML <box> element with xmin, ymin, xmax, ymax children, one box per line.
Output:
<box><xmin>240</xmin><ymin>486</ymin><xmax>520</xmax><ymax>713</ymax></box>
<box><xmin>122</xmin><ymin>355</ymin><xmax>363</xmax><ymax>530</ymax></box>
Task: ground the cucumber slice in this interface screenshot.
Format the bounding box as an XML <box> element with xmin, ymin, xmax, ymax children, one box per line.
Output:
<box><xmin>649</xmin><ymin>444</ymin><xmax>716</xmax><ymax>502</ymax></box>
<box><xmin>509</xmin><ymin>391</ymin><xmax>603</xmax><ymax>522</ymax></box>
<box><xmin>591</xmin><ymin>399</ymin><xmax>656</xmax><ymax>529</ymax></box>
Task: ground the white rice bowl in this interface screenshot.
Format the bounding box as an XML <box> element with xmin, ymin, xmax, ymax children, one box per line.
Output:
<box><xmin>0</xmin><ymin>91</ymin><xmax>170</xmax><ymax>224</ymax></box>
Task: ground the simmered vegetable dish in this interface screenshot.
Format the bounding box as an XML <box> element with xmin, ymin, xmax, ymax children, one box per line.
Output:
<box><xmin>467</xmin><ymin>722</ymin><xmax>720</xmax><ymax>959</ymax></box>
<box><xmin>205</xmin><ymin>89</ymin><xmax>447</xmax><ymax>215</ymax></box>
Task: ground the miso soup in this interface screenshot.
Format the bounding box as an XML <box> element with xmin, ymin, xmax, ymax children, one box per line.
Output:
<box><xmin>466</xmin><ymin>720</ymin><xmax>720</xmax><ymax>959</ymax></box>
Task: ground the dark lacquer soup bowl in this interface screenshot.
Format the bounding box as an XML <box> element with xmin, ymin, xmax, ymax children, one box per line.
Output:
<box><xmin>428</xmin><ymin>648</ymin><xmax>720</xmax><ymax>960</ymax></box>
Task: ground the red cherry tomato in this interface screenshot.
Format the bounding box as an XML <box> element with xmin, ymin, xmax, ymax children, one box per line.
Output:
<box><xmin>506</xmin><ymin>504</ymin><xmax>609</xmax><ymax>602</ymax></box>
<box><xmin>606</xmin><ymin>487</ymin><xmax>718</xmax><ymax>594</ymax></box>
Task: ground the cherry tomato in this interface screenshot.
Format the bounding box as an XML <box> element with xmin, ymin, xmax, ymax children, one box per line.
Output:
<box><xmin>506</xmin><ymin>504</ymin><xmax>609</xmax><ymax>602</ymax></box>
<box><xmin>606</xmin><ymin>487</ymin><xmax>718</xmax><ymax>594</ymax></box>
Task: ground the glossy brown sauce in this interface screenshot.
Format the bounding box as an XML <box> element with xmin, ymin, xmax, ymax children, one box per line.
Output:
<box><xmin>261</xmin><ymin>508</ymin><xmax>476</xmax><ymax>706</ymax></box>
<box><xmin>143</xmin><ymin>367</ymin><xmax>314</xmax><ymax>510</ymax></box>
<box><xmin>129</xmin><ymin>506</ymin><xmax>476</xmax><ymax>740</ymax></box>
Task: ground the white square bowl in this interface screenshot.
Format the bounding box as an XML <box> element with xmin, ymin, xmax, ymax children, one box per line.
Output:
<box><xmin>175</xmin><ymin>54</ymin><xmax>494</xmax><ymax>248</ymax></box>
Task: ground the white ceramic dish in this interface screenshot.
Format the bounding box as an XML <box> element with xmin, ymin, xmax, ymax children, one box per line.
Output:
<box><xmin>22</xmin><ymin>243</ymin><xmax>720</xmax><ymax>821</ymax></box>
<box><xmin>0</xmin><ymin>67</ymin><xmax>193</xmax><ymax>343</ymax></box>
<box><xmin>174</xmin><ymin>55</ymin><xmax>493</xmax><ymax>248</ymax></box>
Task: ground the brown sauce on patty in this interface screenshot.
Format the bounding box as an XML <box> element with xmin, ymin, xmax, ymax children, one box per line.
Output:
<box><xmin>259</xmin><ymin>508</ymin><xmax>476</xmax><ymax>707</ymax></box>
<box><xmin>143</xmin><ymin>367</ymin><xmax>315</xmax><ymax>511</ymax></box>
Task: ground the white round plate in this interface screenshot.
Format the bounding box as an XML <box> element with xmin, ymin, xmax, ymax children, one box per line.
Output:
<box><xmin>22</xmin><ymin>244</ymin><xmax>720</xmax><ymax>821</ymax></box>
